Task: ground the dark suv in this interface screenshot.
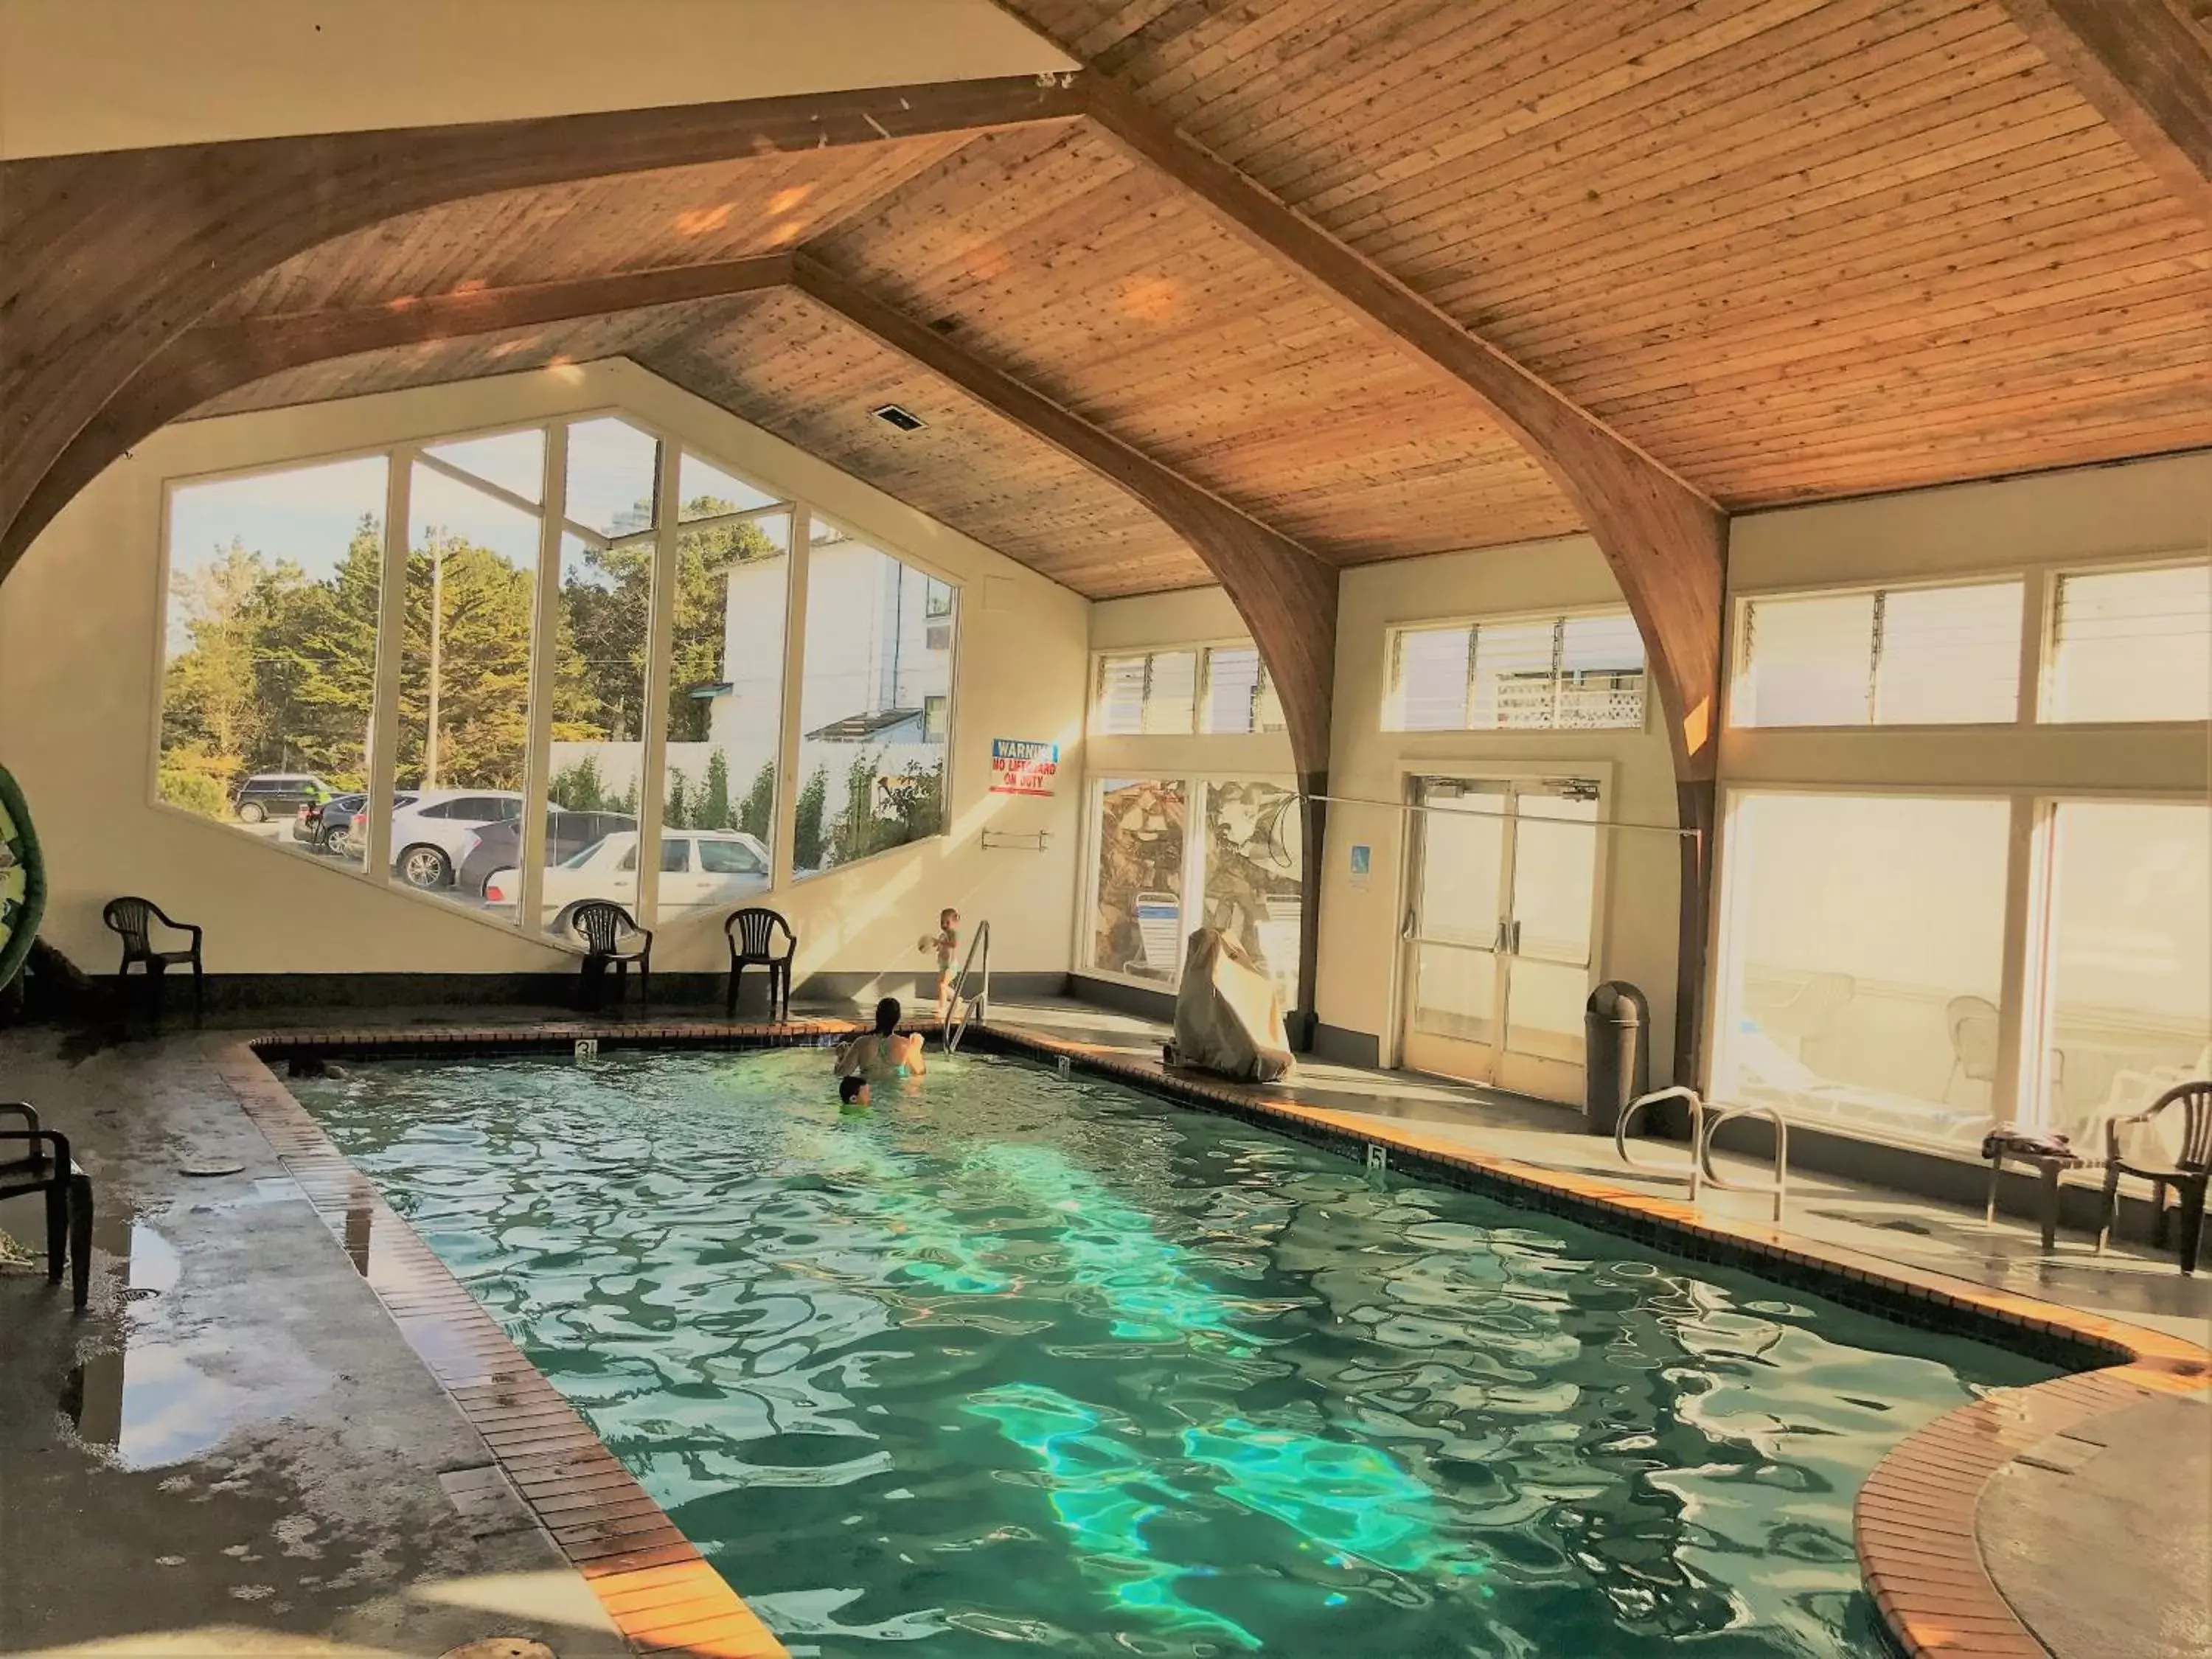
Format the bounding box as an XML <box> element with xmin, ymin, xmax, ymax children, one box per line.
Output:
<box><xmin>232</xmin><ymin>773</ymin><xmax>332</xmax><ymax>824</ymax></box>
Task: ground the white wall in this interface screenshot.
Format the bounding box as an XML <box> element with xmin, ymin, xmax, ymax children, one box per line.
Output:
<box><xmin>1314</xmin><ymin>537</ymin><xmax>1684</xmax><ymax>1071</ymax></box>
<box><xmin>0</xmin><ymin>359</ymin><xmax>1088</xmax><ymax>981</ymax></box>
<box><xmin>0</xmin><ymin>0</ymin><xmax>1071</xmax><ymax>157</ymax></box>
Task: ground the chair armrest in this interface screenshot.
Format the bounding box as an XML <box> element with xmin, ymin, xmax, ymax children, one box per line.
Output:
<box><xmin>0</xmin><ymin>1127</ymin><xmax>68</xmax><ymax>1168</ymax></box>
<box><xmin>0</xmin><ymin>1102</ymin><xmax>38</xmax><ymax>1133</ymax></box>
<box><xmin>149</xmin><ymin>904</ymin><xmax>203</xmax><ymax>949</ymax></box>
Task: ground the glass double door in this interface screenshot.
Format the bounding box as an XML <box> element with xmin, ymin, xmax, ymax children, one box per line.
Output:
<box><xmin>1400</xmin><ymin>776</ymin><xmax>1601</xmax><ymax>1101</ymax></box>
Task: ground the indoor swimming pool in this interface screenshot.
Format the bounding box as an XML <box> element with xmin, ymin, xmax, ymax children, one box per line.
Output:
<box><xmin>295</xmin><ymin>1046</ymin><xmax>2056</xmax><ymax>1658</ymax></box>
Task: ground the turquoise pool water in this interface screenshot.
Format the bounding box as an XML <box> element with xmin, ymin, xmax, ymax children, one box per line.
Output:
<box><xmin>296</xmin><ymin>1048</ymin><xmax>2053</xmax><ymax>1658</ymax></box>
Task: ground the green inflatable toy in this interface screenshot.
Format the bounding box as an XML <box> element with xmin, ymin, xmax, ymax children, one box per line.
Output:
<box><xmin>0</xmin><ymin>764</ymin><xmax>46</xmax><ymax>995</ymax></box>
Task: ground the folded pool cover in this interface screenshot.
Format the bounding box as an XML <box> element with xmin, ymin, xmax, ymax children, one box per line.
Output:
<box><xmin>1172</xmin><ymin>925</ymin><xmax>1293</xmax><ymax>1084</ymax></box>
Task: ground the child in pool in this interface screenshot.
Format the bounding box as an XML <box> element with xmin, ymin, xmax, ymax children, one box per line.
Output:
<box><xmin>835</xmin><ymin>996</ymin><xmax>928</xmax><ymax>1082</ymax></box>
<box><xmin>919</xmin><ymin>907</ymin><xmax>961</xmax><ymax>1022</ymax></box>
<box><xmin>838</xmin><ymin>1074</ymin><xmax>871</xmax><ymax>1113</ymax></box>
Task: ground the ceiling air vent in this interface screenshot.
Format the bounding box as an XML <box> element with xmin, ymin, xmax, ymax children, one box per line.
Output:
<box><xmin>871</xmin><ymin>404</ymin><xmax>927</xmax><ymax>433</ymax></box>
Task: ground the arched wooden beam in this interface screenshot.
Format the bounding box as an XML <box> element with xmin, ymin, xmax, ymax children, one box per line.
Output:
<box><xmin>790</xmin><ymin>254</ymin><xmax>1338</xmax><ymax>779</ymax></box>
<box><xmin>1997</xmin><ymin>0</ymin><xmax>2212</xmax><ymax>232</ymax></box>
<box><xmin>789</xmin><ymin>254</ymin><xmax>1341</xmax><ymax>1039</ymax></box>
<box><xmin>0</xmin><ymin>74</ymin><xmax>1084</xmax><ymax>580</ymax></box>
<box><xmin>7</xmin><ymin>255</ymin><xmax>797</xmax><ymax>586</ymax></box>
<box><xmin>1074</xmin><ymin>76</ymin><xmax>1728</xmax><ymax>786</ymax></box>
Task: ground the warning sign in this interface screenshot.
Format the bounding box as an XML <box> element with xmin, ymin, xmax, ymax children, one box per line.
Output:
<box><xmin>990</xmin><ymin>738</ymin><xmax>1059</xmax><ymax>797</ymax></box>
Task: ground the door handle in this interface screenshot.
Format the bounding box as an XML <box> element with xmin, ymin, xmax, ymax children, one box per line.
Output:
<box><xmin>1508</xmin><ymin>919</ymin><xmax>1523</xmax><ymax>955</ymax></box>
<box><xmin>1402</xmin><ymin>906</ymin><xmax>1416</xmax><ymax>941</ymax></box>
<box><xmin>1493</xmin><ymin>919</ymin><xmax>1507</xmax><ymax>953</ymax></box>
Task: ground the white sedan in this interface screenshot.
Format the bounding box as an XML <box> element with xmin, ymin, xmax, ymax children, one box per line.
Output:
<box><xmin>484</xmin><ymin>829</ymin><xmax>771</xmax><ymax>929</ymax></box>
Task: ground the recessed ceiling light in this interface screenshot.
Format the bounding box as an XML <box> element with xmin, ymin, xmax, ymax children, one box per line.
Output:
<box><xmin>872</xmin><ymin>404</ymin><xmax>927</xmax><ymax>433</ymax></box>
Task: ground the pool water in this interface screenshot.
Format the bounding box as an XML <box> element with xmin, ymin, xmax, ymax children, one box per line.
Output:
<box><xmin>296</xmin><ymin>1048</ymin><xmax>2053</xmax><ymax>1658</ymax></box>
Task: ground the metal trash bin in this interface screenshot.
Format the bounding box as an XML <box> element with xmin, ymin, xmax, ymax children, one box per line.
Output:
<box><xmin>1585</xmin><ymin>981</ymin><xmax>1650</xmax><ymax>1137</ymax></box>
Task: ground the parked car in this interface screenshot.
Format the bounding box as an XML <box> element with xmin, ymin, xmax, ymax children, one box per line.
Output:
<box><xmin>484</xmin><ymin>830</ymin><xmax>770</xmax><ymax>929</ymax></box>
<box><xmin>296</xmin><ymin>792</ymin><xmax>417</xmax><ymax>858</ymax></box>
<box><xmin>453</xmin><ymin>808</ymin><xmax>636</xmax><ymax>899</ymax></box>
<box><xmin>388</xmin><ymin>790</ymin><xmax>524</xmax><ymax>889</ymax></box>
<box><xmin>232</xmin><ymin>773</ymin><xmax>333</xmax><ymax>824</ymax></box>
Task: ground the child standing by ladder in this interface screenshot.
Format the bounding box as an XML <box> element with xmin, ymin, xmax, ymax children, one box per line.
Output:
<box><xmin>919</xmin><ymin>907</ymin><xmax>961</xmax><ymax>1023</ymax></box>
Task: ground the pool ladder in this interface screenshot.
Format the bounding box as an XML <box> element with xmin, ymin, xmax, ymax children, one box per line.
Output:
<box><xmin>944</xmin><ymin>919</ymin><xmax>990</xmax><ymax>1054</ymax></box>
<box><xmin>1614</xmin><ymin>1085</ymin><xmax>1790</xmax><ymax>1224</ymax></box>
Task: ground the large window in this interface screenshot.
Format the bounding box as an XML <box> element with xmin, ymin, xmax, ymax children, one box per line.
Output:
<box><xmin>156</xmin><ymin>415</ymin><xmax>959</xmax><ymax>942</ymax></box>
<box><xmin>2037</xmin><ymin>801</ymin><xmax>2212</xmax><ymax>1143</ymax></box>
<box><xmin>1087</xmin><ymin>776</ymin><xmax>1303</xmax><ymax>1004</ymax></box>
<box><xmin>1713</xmin><ymin>792</ymin><xmax>2013</xmax><ymax>1151</ymax></box>
<box><xmin>1384</xmin><ymin>611</ymin><xmax>1645</xmax><ymax>733</ymax></box>
<box><xmin>1093</xmin><ymin>642</ymin><xmax>1286</xmax><ymax>737</ymax></box>
<box><xmin>1731</xmin><ymin>580</ymin><xmax>2023</xmax><ymax>728</ymax></box>
<box><xmin>159</xmin><ymin>456</ymin><xmax>389</xmax><ymax>870</ymax></box>
<box><xmin>793</xmin><ymin>525</ymin><xmax>955</xmax><ymax>876</ymax></box>
<box><xmin>2044</xmin><ymin>561</ymin><xmax>2211</xmax><ymax>723</ymax></box>
<box><xmin>392</xmin><ymin>448</ymin><xmax>543</xmax><ymax>908</ymax></box>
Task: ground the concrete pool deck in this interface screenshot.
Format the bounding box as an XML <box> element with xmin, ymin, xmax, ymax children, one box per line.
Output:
<box><xmin>1</xmin><ymin>999</ymin><xmax>2205</xmax><ymax>1658</ymax></box>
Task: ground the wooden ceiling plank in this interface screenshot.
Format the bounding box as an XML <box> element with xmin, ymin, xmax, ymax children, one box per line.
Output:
<box><xmin>1996</xmin><ymin>0</ymin><xmax>2212</xmax><ymax>229</ymax></box>
<box><xmin>0</xmin><ymin>72</ymin><xmax>1087</xmax><ymax>578</ymax></box>
<box><xmin>1301</xmin><ymin>0</ymin><xmax>1994</xmax><ymax>236</ymax></box>
<box><xmin>1260</xmin><ymin>0</ymin><xmax>1927</xmax><ymax>209</ymax></box>
<box><xmin>1553</xmin><ymin>230</ymin><xmax>2211</xmax><ymax>410</ymax></box>
<box><xmin>1430</xmin><ymin>138</ymin><xmax>2151</xmax><ymax>330</ymax></box>
<box><xmin>1520</xmin><ymin>187</ymin><xmax>2200</xmax><ymax>382</ymax></box>
<box><xmin>1599</xmin><ymin>283</ymin><xmax>2212</xmax><ymax>422</ymax></box>
<box><xmin>1346</xmin><ymin>27</ymin><xmax>2049</xmax><ymax>272</ymax></box>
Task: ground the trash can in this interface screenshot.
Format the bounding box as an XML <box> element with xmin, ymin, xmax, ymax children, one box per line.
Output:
<box><xmin>1585</xmin><ymin>981</ymin><xmax>1650</xmax><ymax>1138</ymax></box>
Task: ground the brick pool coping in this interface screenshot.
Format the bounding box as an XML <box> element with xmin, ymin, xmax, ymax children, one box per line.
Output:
<box><xmin>221</xmin><ymin>1016</ymin><xmax>2212</xmax><ymax>1659</ymax></box>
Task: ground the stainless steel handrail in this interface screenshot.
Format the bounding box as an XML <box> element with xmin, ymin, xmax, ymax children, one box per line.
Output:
<box><xmin>1614</xmin><ymin>1085</ymin><xmax>1789</xmax><ymax>1223</ymax></box>
<box><xmin>1697</xmin><ymin>1103</ymin><xmax>1790</xmax><ymax>1224</ymax></box>
<box><xmin>944</xmin><ymin>919</ymin><xmax>990</xmax><ymax>1054</ymax></box>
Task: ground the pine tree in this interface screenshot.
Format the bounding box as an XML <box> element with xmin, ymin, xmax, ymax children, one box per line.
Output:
<box><xmin>664</xmin><ymin>767</ymin><xmax>692</xmax><ymax>830</ymax></box>
<box><xmin>700</xmin><ymin>748</ymin><xmax>733</xmax><ymax>830</ymax></box>
<box><xmin>740</xmin><ymin>762</ymin><xmax>776</xmax><ymax>840</ymax></box>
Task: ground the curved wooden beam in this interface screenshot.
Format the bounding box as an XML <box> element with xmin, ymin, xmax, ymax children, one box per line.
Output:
<box><xmin>1074</xmin><ymin>74</ymin><xmax>1728</xmax><ymax>784</ymax></box>
<box><xmin>790</xmin><ymin>254</ymin><xmax>1341</xmax><ymax>1043</ymax></box>
<box><xmin>789</xmin><ymin>254</ymin><xmax>1338</xmax><ymax>779</ymax></box>
<box><xmin>7</xmin><ymin>256</ymin><xmax>796</xmax><ymax>584</ymax></box>
<box><xmin>0</xmin><ymin>74</ymin><xmax>1084</xmax><ymax>580</ymax></box>
<box><xmin>1998</xmin><ymin>0</ymin><xmax>2212</xmax><ymax>232</ymax></box>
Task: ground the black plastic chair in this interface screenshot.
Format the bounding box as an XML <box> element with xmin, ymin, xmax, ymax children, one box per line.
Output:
<box><xmin>724</xmin><ymin>907</ymin><xmax>797</xmax><ymax>1020</ymax></box>
<box><xmin>102</xmin><ymin>896</ymin><xmax>204</xmax><ymax>1026</ymax></box>
<box><xmin>0</xmin><ymin>1102</ymin><xmax>94</xmax><ymax>1309</ymax></box>
<box><xmin>571</xmin><ymin>900</ymin><xmax>651</xmax><ymax>1015</ymax></box>
<box><xmin>2098</xmin><ymin>1079</ymin><xmax>2212</xmax><ymax>1275</ymax></box>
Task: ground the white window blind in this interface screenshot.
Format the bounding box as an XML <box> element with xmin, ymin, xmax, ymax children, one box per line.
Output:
<box><xmin>2046</xmin><ymin>563</ymin><xmax>2212</xmax><ymax>723</ymax></box>
<box><xmin>1200</xmin><ymin>645</ymin><xmax>1288</xmax><ymax>734</ymax></box>
<box><xmin>1733</xmin><ymin>581</ymin><xmax>2022</xmax><ymax>728</ymax></box>
<box><xmin>1093</xmin><ymin>650</ymin><xmax>1198</xmax><ymax>735</ymax></box>
<box><xmin>1386</xmin><ymin>613</ymin><xmax>1645</xmax><ymax>732</ymax></box>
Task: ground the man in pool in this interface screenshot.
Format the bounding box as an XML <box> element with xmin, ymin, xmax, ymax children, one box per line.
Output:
<box><xmin>835</xmin><ymin>996</ymin><xmax>927</xmax><ymax>1084</ymax></box>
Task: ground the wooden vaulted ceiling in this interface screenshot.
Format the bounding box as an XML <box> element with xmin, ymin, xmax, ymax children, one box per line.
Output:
<box><xmin>183</xmin><ymin>0</ymin><xmax>2211</xmax><ymax>610</ymax></box>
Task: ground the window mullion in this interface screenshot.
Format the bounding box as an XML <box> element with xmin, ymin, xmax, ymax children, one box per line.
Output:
<box><xmin>771</xmin><ymin>505</ymin><xmax>813</xmax><ymax>891</ymax></box>
<box><xmin>1549</xmin><ymin>616</ymin><xmax>1565</xmax><ymax>728</ymax></box>
<box><xmin>1462</xmin><ymin>625</ymin><xmax>1480</xmax><ymax>729</ymax></box>
<box><xmin>635</xmin><ymin>441</ymin><xmax>681</xmax><ymax>925</ymax></box>
<box><xmin>363</xmin><ymin>449</ymin><xmax>414</xmax><ymax>881</ymax></box>
<box><xmin>1867</xmin><ymin>588</ymin><xmax>1886</xmax><ymax>723</ymax></box>
<box><xmin>518</xmin><ymin>423</ymin><xmax>567</xmax><ymax>934</ymax></box>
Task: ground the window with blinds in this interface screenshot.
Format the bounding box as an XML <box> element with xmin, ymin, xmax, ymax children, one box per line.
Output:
<box><xmin>1199</xmin><ymin>645</ymin><xmax>1287</xmax><ymax>734</ymax></box>
<box><xmin>1096</xmin><ymin>644</ymin><xmax>1287</xmax><ymax>737</ymax></box>
<box><xmin>2045</xmin><ymin>561</ymin><xmax>2212</xmax><ymax>723</ymax></box>
<box><xmin>1732</xmin><ymin>580</ymin><xmax>2023</xmax><ymax>728</ymax></box>
<box><xmin>1383</xmin><ymin>612</ymin><xmax>1646</xmax><ymax>732</ymax></box>
<box><xmin>1093</xmin><ymin>650</ymin><xmax>1198</xmax><ymax>735</ymax></box>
